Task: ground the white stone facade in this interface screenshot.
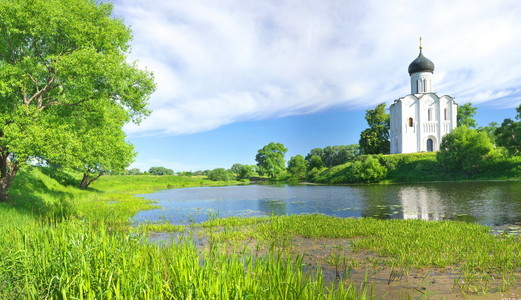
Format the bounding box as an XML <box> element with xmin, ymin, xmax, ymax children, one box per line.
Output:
<box><xmin>389</xmin><ymin>46</ymin><xmax>458</xmax><ymax>154</ymax></box>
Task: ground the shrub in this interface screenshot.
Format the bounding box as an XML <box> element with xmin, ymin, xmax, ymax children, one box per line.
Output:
<box><xmin>207</xmin><ymin>168</ymin><xmax>235</xmax><ymax>181</ymax></box>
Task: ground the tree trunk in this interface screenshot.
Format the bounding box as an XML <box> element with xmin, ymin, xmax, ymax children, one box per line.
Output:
<box><xmin>0</xmin><ymin>152</ymin><xmax>19</xmax><ymax>202</ymax></box>
<box><xmin>80</xmin><ymin>172</ymin><xmax>103</xmax><ymax>189</ymax></box>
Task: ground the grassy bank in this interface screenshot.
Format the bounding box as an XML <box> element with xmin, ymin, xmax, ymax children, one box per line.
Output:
<box><xmin>1</xmin><ymin>167</ymin><xmax>520</xmax><ymax>298</ymax></box>
<box><xmin>312</xmin><ymin>152</ymin><xmax>521</xmax><ymax>184</ymax></box>
<box><xmin>1</xmin><ymin>168</ymin><xmax>369</xmax><ymax>299</ymax></box>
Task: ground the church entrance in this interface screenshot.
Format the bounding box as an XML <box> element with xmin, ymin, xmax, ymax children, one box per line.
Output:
<box><xmin>427</xmin><ymin>138</ymin><xmax>434</xmax><ymax>152</ymax></box>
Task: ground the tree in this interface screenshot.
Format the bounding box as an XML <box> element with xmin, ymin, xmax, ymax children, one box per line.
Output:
<box><xmin>255</xmin><ymin>142</ymin><xmax>288</xmax><ymax>178</ymax></box>
<box><xmin>76</xmin><ymin>126</ymin><xmax>135</xmax><ymax>189</ymax></box>
<box><xmin>207</xmin><ymin>168</ymin><xmax>234</xmax><ymax>181</ymax></box>
<box><xmin>496</xmin><ymin>119</ymin><xmax>521</xmax><ymax>155</ymax></box>
<box><xmin>495</xmin><ymin>104</ymin><xmax>521</xmax><ymax>155</ymax></box>
<box><xmin>237</xmin><ymin>165</ymin><xmax>256</xmax><ymax>180</ymax></box>
<box><xmin>437</xmin><ymin>126</ymin><xmax>494</xmax><ymax>177</ymax></box>
<box><xmin>230</xmin><ymin>163</ymin><xmax>243</xmax><ymax>175</ymax></box>
<box><xmin>127</xmin><ymin>168</ymin><xmax>141</xmax><ymax>175</ymax></box>
<box><xmin>308</xmin><ymin>155</ymin><xmax>324</xmax><ymax>170</ymax></box>
<box><xmin>323</xmin><ymin>145</ymin><xmax>360</xmax><ymax>167</ymax></box>
<box><xmin>149</xmin><ymin>167</ymin><xmax>174</xmax><ymax>175</ymax></box>
<box><xmin>0</xmin><ymin>0</ymin><xmax>154</xmax><ymax>201</ymax></box>
<box><xmin>359</xmin><ymin>103</ymin><xmax>390</xmax><ymax>154</ymax></box>
<box><xmin>478</xmin><ymin>122</ymin><xmax>499</xmax><ymax>145</ymax></box>
<box><xmin>305</xmin><ymin>145</ymin><xmax>359</xmax><ymax>167</ymax></box>
<box><xmin>305</xmin><ymin>148</ymin><xmax>324</xmax><ymax>162</ymax></box>
<box><xmin>457</xmin><ymin>103</ymin><xmax>478</xmax><ymax>128</ymax></box>
<box><xmin>287</xmin><ymin>155</ymin><xmax>308</xmax><ymax>180</ymax></box>
<box><xmin>45</xmin><ymin>106</ymin><xmax>137</xmax><ymax>189</ymax></box>
<box><xmin>350</xmin><ymin>156</ymin><xmax>386</xmax><ymax>183</ymax></box>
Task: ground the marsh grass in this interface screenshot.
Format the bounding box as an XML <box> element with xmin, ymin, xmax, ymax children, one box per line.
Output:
<box><xmin>2</xmin><ymin>167</ymin><xmax>520</xmax><ymax>298</ymax></box>
<box><xmin>1</xmin><ymin>168</ymin><xmax>369</xmax><ymax>299</ymax></box>
<box><xmin>153</xmin><ymin>214</ymin><xmax>521</xmax><ymax>296</ymax></box>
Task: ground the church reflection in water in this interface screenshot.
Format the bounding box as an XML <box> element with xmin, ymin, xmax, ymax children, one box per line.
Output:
<box><xmin>399</xmin><ymin>187</ymin><xmax>445</xmax><ymax>220</ymax></box>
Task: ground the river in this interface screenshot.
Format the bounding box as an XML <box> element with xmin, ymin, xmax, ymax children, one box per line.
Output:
<box><xmin>132</xmin><ymin>181</ymin><xmax>521</xmax><ymax>226</ymax></box>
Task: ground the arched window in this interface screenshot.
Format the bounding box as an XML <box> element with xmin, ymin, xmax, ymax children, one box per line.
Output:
<box><xmin>428</xmin><ymin>108</ymin><xmax>433</xmax><ymax>121</ymax></box>
<box><xmin>444</xmin><ymin>108</ymin><xmax>448</xmax><ymax>121</ymax></box>
<box><xmin>408</xmin><ymin>117</ymin><xmax>413</xmax><ymax>127</ymax></box>
<box><xmin>427</xmin><ymin>139</ymin><xmax>434</xmax><ymax>152</ymax></box>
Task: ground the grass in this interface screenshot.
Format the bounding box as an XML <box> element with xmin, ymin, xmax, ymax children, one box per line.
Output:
<box><xmin>1</xmin><ymin>167</ymin><xmax>520</xmax><ymax>298</ymax></box>
<box><xmin>1</xmin><ymin>168</ymin><xmax>370</xmax><ymax>299</ymax></box>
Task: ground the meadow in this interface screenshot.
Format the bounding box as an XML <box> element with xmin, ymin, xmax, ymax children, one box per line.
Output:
<box><xmin>1</xmin><ymin>167</ymin><xmax>520</xmax><ymax>299</ymax></box>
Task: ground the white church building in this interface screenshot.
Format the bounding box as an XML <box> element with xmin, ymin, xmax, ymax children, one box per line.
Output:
<box><xmin>390</xmin><ymin>41</ymin><xmax>458</xmax><ymax>154</ymax></box>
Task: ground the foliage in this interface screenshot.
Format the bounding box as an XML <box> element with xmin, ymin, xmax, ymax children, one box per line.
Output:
<box><xmin>308</xmin><ymin>155</ymin><xmax>324</xmax><ymax>170</ymax></box>
<box><xmin>457</xmin><ymin>102</ymin><xmax>478</xmax><ymax>128</ymax></box>
<box><xmin>178</xmin><ymin>171</ymin><xmax>193</xmax><ymax>177</ymax></box>
<box><xmin>496</xmin><ymin>105</ymin><xmax>521</xmax><ymax>155</ymax></box>
<box><xmin>63</xmin><ymin>118</ymin><xmax>136</xmax><ymax>189</ymax></box>
<box><xmin>306</xmin><ymin>166</ymin><xmax>325</xmax><ymax>182</ymax></box>
<box><xmin>230</xmin><ymin>163</ymin><xmax>243</xmax><ymax>175</ymax></box>
<box><xmin>478</xmin><ymin>121</ymin><xmax>499</xmax><ymax>145</ymax></box>
<box><xmin>287</xmin><ymin>155</ymin><xmax>308</xmax><ymax>180</ymax></box>
<box><xmin>207</xmin><ymin>168</ymin><xmax>235</xmax><ymax>181</ymax></box>
<box><xmin>255</xmin><ymin>142</ymin><xmax>288</xmax><ymax>178</ymax></box>
<box><xmin>0</xmin><ymin>0</ymin><xmax>155</xmax><ymax>201</ymax></box>
<box><xmin>314</xmin><ymin>155</ymin><xmax>386</xmax><ymax>184</ymax></box>
<box><xmin>350</xmin><ymin>156</ymin><xmax>387</xmax><ymax>183</ymax></box>
<box><xmin>497</xmin><ymin>119</ymin><xmax>521</xmax><ymax>156</ymax></box>
<box><xmin>236</xmin><ymin>165</ymin><xmax>257</xmax><ymax>180</ymax></box>
<box><xmin>359</xmin><ymin>103</ymin><xmax>390</xmax><ymax>154</ymax></box>
<box><xmin>305</xmin><ymin>145</ymin><xmax>359</xmax><ymax>167</ymax></box>
<box><xmin>148</xmin><ymin>166</ymin><xmax>174</xmax><ymax>175</ymax></box>
<box><xmin>126</xmin><ymin>168</ymin><xmax>142</xmax><ymax>175</ymax></box>
<box><xmin>437</xmin><ymin>126</ymin><xmax>494</xmax><ymax>177</ymax></box>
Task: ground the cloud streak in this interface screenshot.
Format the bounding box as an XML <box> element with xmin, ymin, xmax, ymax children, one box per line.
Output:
<box><xmin>113</xmin><ymin>0</ymin><xmax>521</xmax><ymax>136</ymax></box>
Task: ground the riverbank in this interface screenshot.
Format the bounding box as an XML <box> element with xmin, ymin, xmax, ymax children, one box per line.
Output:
<box><xmin>308</xmin><ymin>152</ymin><xmax>521</xmax><ymax>184</ymax></box>
<box><xmin>1</xmin><ymin>167</ymin><xmax>520</xmax><ymax>299</ymax></box>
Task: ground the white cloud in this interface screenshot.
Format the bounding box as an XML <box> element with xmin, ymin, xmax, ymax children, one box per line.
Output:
<box><xmin>113</xmin><ymin>0</ymin><xmax>521</xmax><ymax>136</ymax></box>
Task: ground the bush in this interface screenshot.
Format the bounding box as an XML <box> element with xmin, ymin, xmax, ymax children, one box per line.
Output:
<box><xmin>207</xmin><ymin>168</ymin><xmax>235</xmax><ymax>181</ymax></box>
<box><xmin>148</xmin><ymin>167</ymin><xmax>174</xmax><ymax>175</ymax></box>
<box><xmin>350</xmin><ymin>156</ymin><xmax>386</xmax><ymax>183</ymax></box>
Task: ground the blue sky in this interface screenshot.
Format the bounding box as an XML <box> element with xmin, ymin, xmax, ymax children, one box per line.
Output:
<box><xmin>111</xmin><ymin>0</ymin><xmax>521</xmax><ymax>172</ymax></box>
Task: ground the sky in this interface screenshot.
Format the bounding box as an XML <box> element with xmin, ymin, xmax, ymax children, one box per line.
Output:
<box><xmin>110</xmin><ymin>0</ymin><xmax>521</xmax><ymax>172</ymax></box>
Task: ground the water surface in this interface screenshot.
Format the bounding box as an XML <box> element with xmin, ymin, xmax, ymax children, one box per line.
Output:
<box><xmin>133</xmin><ymin>182</ymin><xmax>521</xmax><ymax>226</ymax></box>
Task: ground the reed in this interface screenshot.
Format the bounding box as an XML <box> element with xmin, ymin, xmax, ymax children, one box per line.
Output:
<box><xmin>2</xmin><ymin>167</ymin><xmax>520</xmax><ymax>298</ymax></box>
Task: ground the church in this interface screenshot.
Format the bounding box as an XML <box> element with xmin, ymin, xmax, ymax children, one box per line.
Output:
<box><xmin>389</xmin><ymin>40</ymin><xmax>458</xmax><ymax>154</ymax></box>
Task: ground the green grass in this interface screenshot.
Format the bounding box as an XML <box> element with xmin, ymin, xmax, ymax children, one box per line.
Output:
<box><xmin>1</xmin><ymin>168</ymin><xmax>370</xmax><ymax>299</ymax></box>
<box><xmin>1</xmin><ymin>167</ymin><xmax>520</xmax><ymax>298</ymax></box>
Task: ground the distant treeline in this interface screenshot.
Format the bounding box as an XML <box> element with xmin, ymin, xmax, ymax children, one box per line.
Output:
<box><xmin>126</xmin><ymin>103</ymin><xmax>521</xmax><ymax>184</ymax></box>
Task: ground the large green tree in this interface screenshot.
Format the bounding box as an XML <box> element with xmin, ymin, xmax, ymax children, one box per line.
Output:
<box><xmin>255</xmin><ymin>142</ymin><xmax>287</xmax><ymax>178</ymax></box>
<box><xmin>287</xmin><ymin>155</ymin><xmax>308</xmax><ymax>180</ymax></box>
<box><xmin>457</xmin><ymin>102</ymin><xmax>478</xmax><ymax>128</ymax></box>
<box><xmin>437</xmin><ymin>126</ymin><xmax>494</xmax><ymax>177</ymax></box>
<box><xmin>359</xmin><ymin>103</ymin><xmax>390</xmax><ymax>154</ymax></box>
<box><xmin>0</xmin><ymin>0</ymin><xmax>154</xmax><ymax>200</ymax></box>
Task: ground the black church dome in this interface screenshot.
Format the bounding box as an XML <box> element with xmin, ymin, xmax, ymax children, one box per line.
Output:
<box><xmin>408</xmin><ymin>50</ymin><xmax>435</xmax><ymax>75</ymax></box>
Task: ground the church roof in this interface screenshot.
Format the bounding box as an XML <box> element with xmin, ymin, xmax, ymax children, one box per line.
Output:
<box><xmin>408</xmin><ymin>49</ymin><xmax>435</xmax><ymax>75</ymax></box>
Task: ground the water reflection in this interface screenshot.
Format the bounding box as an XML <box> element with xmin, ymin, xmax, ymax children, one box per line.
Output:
<box><xmin>399</xmin><ymin>187</ymin><xmax>444</xmax><ymax>220</ymax></box>
<box><xmin>132</xmin><ymin>182</ymin><xmax>521</xmax><ymax>226</ymax></box>
<box><xmin>258</xmin><ymin>198</ymin><xmax>288</xmax><ymax>215</ymax></box>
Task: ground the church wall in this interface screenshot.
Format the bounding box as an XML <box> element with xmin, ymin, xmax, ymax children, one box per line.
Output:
<box><xmin>390</xmin><ymin>94</ymin><xmax>457</xmax><ymax>154</ymax></box>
